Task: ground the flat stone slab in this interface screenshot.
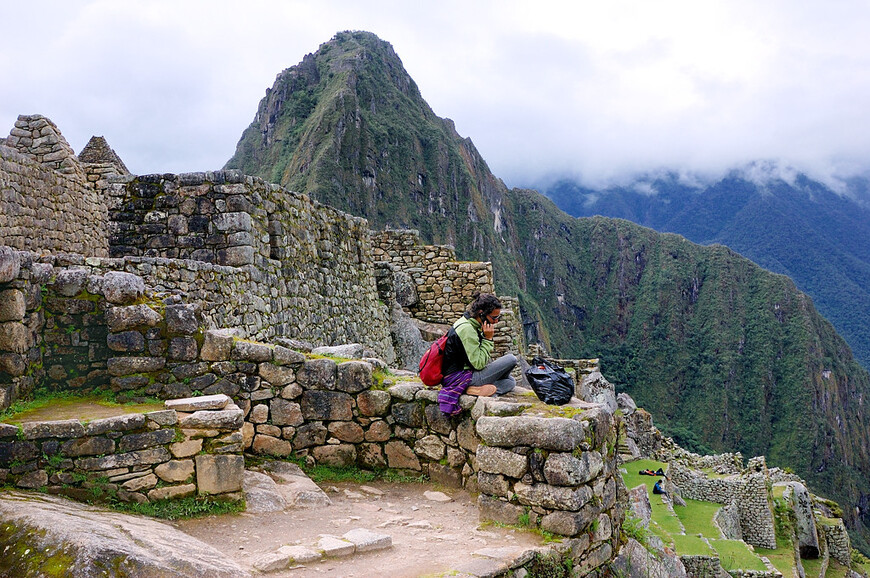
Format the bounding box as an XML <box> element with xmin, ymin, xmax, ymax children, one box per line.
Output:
<box><xmin>317</xmin><ymin>535</ymin><xmax>355</xmax><ymax>557</ymax></box>
<box><xmin>424</xmin><ymin>490</ymin><xmax>452</xmax><ymax>502</ymax></box>
<box><xmin>165</xmin><ymin>394</ymin><xmax>231</xmax><ymax>412</ymax></box>
<box><xmin>0</xmin><ymin>491</ymin><xmax>249</xmax><ymax>577</ymax></box>
<box><xmin>243</xmin><ymin>470</ymin><xmax>287</xmax><ymax>513</ymax></box>
<box><xmin>258</xmin><ymin>461</ymin><xmax>332</xmax><ymax>508</ymax></box>
<box><xmin>342</xmin><ymin>528</ymin><xmax>392</xmax><ymax>552</ymax></box>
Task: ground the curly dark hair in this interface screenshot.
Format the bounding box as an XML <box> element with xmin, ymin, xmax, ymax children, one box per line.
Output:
<box><xmin>468</xmin><ymin>291</ymin><xmax>502</xmax><ymax>320</ymax></box>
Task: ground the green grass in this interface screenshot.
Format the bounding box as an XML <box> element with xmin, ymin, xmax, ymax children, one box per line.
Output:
<box><xmin>710</xmin><ymin>539</ymin><xmax>768</xmax><ymax>571</ymax></box>
<box><xmin>110</xmin><ymin>496</ymin><xmax>245</xmax><ymax>520</ymax></box>
<box><xmin>801</xmin><ymin>554</ymin><xmax>823</xmax><ymax>577</ymax></box>
<box><xmin>755</xmin><ymin>536</ymin><xmax>797</xmax><ymax>577</ymax></box>
<box><xmin>675</xmin><ymin>498</ymin><xmax>722</xmax><ymax>538</ymax></box>
<box><xmin>671</xmin><ymin>534</ymin><xmax>714</xmax><ymax>556</ymax></box>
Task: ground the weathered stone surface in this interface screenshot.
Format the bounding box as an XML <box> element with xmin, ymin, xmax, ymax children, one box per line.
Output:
<box><xmin>335</xmin><ymin>361</ymin><xmax>372</xmax><ymax>393</ymax></box>
<box><xmin>0</xmin><ymin>247</ymin><xmax>21</xmax><ymax>283</ymax></box>
<box><xmin>53</xmin><ymin>267</ymin><xmax>89</xmax><ymax>297</ymax></box>
<box><xmin>165</xmin><ymin>304</ymin><xmax>199</xmax><ymax>335</ymax></box>
<box><xmin>478</xmin><ymin>494</ymin><xmax>525</xmax><ymax>525</ymax></box>
<box><xmin>544</xmin><ymin>451</ymin><xmax>603</xmax><ymax>486</ymax></box>
<box><xmin>301</xmin><ymin>390</ymin><xmax>353</xmax><ymax>421</ymax></box>
<box><xmin>611</xmin><ymin>537</ymin><xmax>687</xmax><ymax>578</ymax></box>
<box><xmin>388</xmin><ymin>382</ymin><xmax>422</xmax><ymax>401</ymax></box>
<box><xmin>107</xmin><ymin>356</ymin><xmax>165</xmax><ymax>376</ymax></box>
<box><xmin>105</xmin><ymin>304</ymin><xmax>162</xmax><ymax>332</ymax></box>
<box><xmin>107</xmin><ymin>330</ymin><xmax>145</xmax><ymax>352</ymax></box>
<box><xmin>385</xmin><ymin>440</ymin><xmax>421</xmax><ymax>470</ymax></box>
<box><xmin>342</xmin><ymin>528</ymin><xmax>392</xmax><ymax>552</ymax></box>
<box><xmin>296</xmin><ymin>358</ymin><xmax>337</xmax><ymax>389</ymax></box>
<box><xmin>312</xmin><ymin>444</ymin><xmax>356</xmax><ymax>466</ymax></box>
<box><xmin>60</xmin><ymin>436</ymin><xmax>114</xmax><ymax>457</ymax></box>
<box><xmin>312</xmin><ymin>343</ymin><xmax>366</xmax><ymax>358</ymax></box>
<box><xmin>122</xmin><ymin>473</ymin><xmax>158</xmax><ymax>492</ymax></box>
<box><xmin>270</xmin><ymin>398</ymin><xmax>304</xmax><ymax>427</ymax></box>
<box><xmin>243</xmin><ymin>470</ymin><xmax>287</xmax><ymax>513</ymax></box>
<box><xmin>0</xmin><ymin>491</ymin><xmax>250</xmax><ymax>576</ymax></box>
<box><xmin>77</xmin><ymin>447</ymin><xmax>171</xmax><ymax>471</ymax></box>
<box><xmin>328</xmin><ymin>421</ymin><xmax>365</xmax><ymax>443</ymax></box>
<box><xmin>272</xmin><ymin>345</ymin><xmax>305</xmax><ymax>365</ymax></box>
<box><xmin>457</xmin><ymin>418</ymin><xmax>480</xmax><ymax>451</ymax></box>
<box><xmin>170</xmin><ymin>438</ymin><xmax>202</xmax><ymax>458</ymax></box>
<box><xmin>540</xmin><ymin>506</ymin><xmax>596</xmax><ymax>536</ymax></box>
<box><xmin>365</xmin><ymin>420</ymin><xmax>391</xmax><ymax>442</ymax></box>
<box><xmin>169</xmin><ymin>336</ymin><xmax>198</xmax><ymax>361</ymax></box>
<box><xmin>293</xmin><ymin>422</ymin><xmax>328</xmax><ymax>449</ymax></box>
<box><xmin>148</xmin><ymin>483</ymin><xmax>197</xmax><ymax>501</ymax></box>
<box><xmin>155</xmin><ymin>459</ymin><xmax>195</xmax><ymax>483</ymax></box>
<box><xmin>178</xmin><ymin>408</ymin><xmax>244</xmax><ymax>430</ymax></box>
<box><xmin>317</xmin><ymin>535</ymin><xmax>355</xmax><ymax>557</ymax></box>
<box><xmin>165</xmin><ymin>394</ymin><xmax>231</xmax><ymax>412</ymax></box>
<box><xmin>358</xmin><ymin>443</ymin><xmax>387</xmax><ymax>468</ymax></box>
<box><xmin>252</xmin><ymin>434</ymin><xmax>294</xmax><ymax>456</ymax></box>
<box><xmin>514</xmin><ymin>482</ymin><xmax>593</xmax><ymax>511</ymax></box>
<box><xmin>429</xmin><ymin>463</ymin><xmax>464</xmax><ymax>488</ymax></box>
<box><xmin>200</xmin><ymin>329</ymin><xmax>236</xmax><ymax>361</ymax></box>
<box><xmin>476</xmin><ymin>416</ymin><xmax>584</xmax><ymax>451</ymax></box>
<box><xmin>232</xmin><ymin>339</ymin><xmax>272</xmax><ymax>362</ymax></box>
<box><xmin>144</xmin><ymin>410</ymin><xmax>177</xmax><ymax>426</ymax></box>
<box><xmin>628</xmin><ymin>484</ymin><xmax>652</xmax><ymax>528</ymax></box>
<box><xmin>477</xmin><ymin>446</ymin><xmax>528</xmax><ymax>478</ymax></box>
<box><xmin>477</xmin><ymin>472</ymin><xmax>511</xmax><ymax>498</ymax></box>
<box><xmin>118</xmin><ymin>429</ymin><xmax>175</xmax><ymax>452</ymax></box>
<box><xmin>788</xmin><ymin>481</ymin><xmax>820</xmax><ymax>558</ymax></box>
<box><xmin>0</xmin><ymin>352</ymin><xmax>25</xmax><ymax>376</ymax></box>
<box><xmin>0</xmin><ymin>321</ymin><xmax>31</xmax><ymax>353</ymax></box>
<box><xmin>16</xmin><ymin>469</ymin><xmax>49</xmax><ymax>488</ymax></box>
<box><xmin>414</xmin><ymin>434</ymin><xmax>446</xmax><ymax>461</ymax></box>
<box><xmin>424</xmin><ymin>403</ymin><xmax>454</xmax><ymax>435</ymax></box>
<box><xmin>195</xmin><ymin>454</ymin><xmax>244</xmax><ymax>494</ymax></box>
<box><xmin>101</xmin><ymin>271</ymin><xmax>145</xmax><ymax>304</ymax></box>
<box><xmin>357</xmin><ymin>390</ymin><xmax>391</xmax><ymax>416</ymax></box>
<box><xmin>617</xmin><ymin>392</ymin><xmax>638</xmax><ymax>415</ymax></box>
<box><xmin>391</xmin><ymin>402</ymin><xmax>424</xmax><ymax>427</ymax></box>
<box><xmin>259</xmin><ymin>362</ymin><xmax>295</xmax><ymax>386</ymax></box>
<box><xmin>0</xmin><ymin>289</ymin><xmax>26</xmax><ymax>322</ymax></box>
<box><xmin>23</xmin><ymin>419</ymin><xmax>85</xmax><ymax>440</ymax></box>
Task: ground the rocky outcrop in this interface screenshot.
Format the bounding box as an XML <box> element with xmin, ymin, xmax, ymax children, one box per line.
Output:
<box><xmin>0</xmin><ymin>491</ymin><xmax>249</xmax><ymax>577</ymax></box>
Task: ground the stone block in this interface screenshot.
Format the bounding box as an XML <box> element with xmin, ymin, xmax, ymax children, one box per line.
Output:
<box><xmin>105</xmin><ymin>304</ymin><xmax>161</xmax><ymax>332</ymax></box>
<box><xmin>357</xmin><ymin>390</ymin><xmax>391</xmax><ymax>416</ymax></box>
<box><xmin>259</xmin><ymin>362</ymin><xmax>295</xmax><ymax>386</ymax></box>
<box><xmin>213</xmin><ymin>211</ymin><xmax>252</xmax><ymax>232</ymax></box>
<box><xmin>165</xmin><ymin>305</ymin><xmax>199</xmax><ymax>335</ymax></box>
<box><xmin>385</xmin><ymin>440</ymin><xmax>421</xmax><ymax>470</ymax></box>
<box><xmin>477</xmin><ymin>446</ymin><xmax>528</xmax><ymax>478</ymax></box>
<box><xmin>148</xmin><ymin>483</ymin><xmax>196</xmax><ymax>501</ymax></box>
<box><xmin>478</xmin><ymin>494</ymin><xmax>525</xmax><ymax>526</ymax></box>
<box><xmin>424</xmin><ymin>404</ymin><xmax>453</xmax><ymax>435</ymax></box>
<box><xmin>77</xmin><ymin>447</ymin><xmax>171</xmax><ymax>471</ymax></box>
<box><xmin>365</xmin><ymin>420</ymin><xmax>391</xmax><ymax>442</ymax></box>
<box><xmin>335</xmin><ymin>361</ymin><xmax>372</xmax><ymax>393</ymax></box>
<box><xmin>107</xmin><ymin>356</ymin><xmax>165</xmax><ymax>376</ymax></box>
<box><xmin>296</xmin><ymin>358</ymin><xmax>336</xmax><ymax>389</ymax></box>
<box><xmin>195</xmin><ymin>454</ymin><xmax>244</xmax><ymax>494</ymax></box>
<box><xmin>170</xmin><ymin>438</ymin><xmax>203</xmax><ymax>458</ymax></box>
<box><xmin>414</xmin><ymin>434</ymin><xmax>446</xmax><ymax>461</ymax></box>
<box><xmin>178</xmin><ymin>408</ymin><xmax>244</xmax><ymax>430</ymax></box>
<box><xmin>249</xmin><ymin>404</ymin><xmax>269</xmax><ymax>423</ymax></box>
<box><xmin>155</xmin><ymin>459</ymin><xmax>195</xmax><ymax>482</ymax></box>
<box><xmin>301</xmin><ymin>390</ymin><xmax>353</xmax><ymax>421</ymax></box>
<box><xmin>118</xmin><ymin>429</ymin><xmax>175</xmax><ymax>452</ymax></box>
<box><xmin>540</xmin><ymin>506</ymin><xmax>597</xmax><ymax>537</ymax></box>
<box><xmin>0</xmin><ymin>352</ymin><xmax>26</xmax><ymax>376</ymax></box>
<box><xmin>0</xmin><ymin>290</ymin><xmax>26</xmax><ymax>322</ymax></box>
<box><xmin>232</xmin><ymin>339</ymin><xmax>272</xmax><ymax>362</ymax></box>
<box><xmin>144</xmin><ymin>410</ymin><xmax>178</xmax><ymax>426</ymax></box>
<box><xmin>476</xmin><ymin>416</ymin><xmax>585</xmax><ymax>451</ymax></box>
<box><xmin>0</xmin><ymin>247</ymin><xmax>21</xmax><ymax>283</ymax></box>
<box><xmin>544</xmin><ymin>451</ymin><xmax>603</xmax><ymax>486</ymax></box>
<box><xmin>106</xmin><ymin>331</ymin><xmax>145</xmax><ymax>352</ymax></box>
<box><xmin>317</xmin><ymin>535</ymin><xmax>355</xmax><ymax>558</ymax></box>
<box><xmin>428</xmin><ymin>463</ymin><xmax>463</xmax><ymax>488</ymax></box>
<box><xmin>391</xmin><ymin>402</ymin><xmax>424</xmax><ymax>427</ymax></box>
<box><xmin>327</xmin><ymin>421</ymin><xmax>364</xmax><ymax>443</ymax></box>
<box><xmin>122</xmin><ymin>473</ymin><xmax>159</xmax><ymax>492</ymax></box>
<box><xmin>217</xmin><ymin>246</ymin><xmax>255</xmax><ymax>266</ymax></box>
<box><xmin>357</xmin><ymin>443</ymin><xmax>387</xmax><ymax>468</ymax></box>
<box><xmin>273</xmin><ymin>345</ymin><xmax>305</xmax><ymax>365</ymax></box>
<box><xmin>101</xmin><ymin>272</ymin><xmax>145</xmax><ymax>304</ymax></box>
<box><xmin>52</xmin><ymin>268</ymin><xmax>88</xmax><ymax>297</ymax></box>
<box><xmin>513</xmin><ymin>482</ymin><xmax>593</xmax><ymax>512</ymax></box>
<box><xmin>22</xmin><ymin>420</ymin><xmax>85</xmax><ymax>440</ymax></box>
<box><xmin>60</xmin><ymin>436</ymin><xmax>114</xmax><ymax>457</ymax></box>
<box><xmin>0</xmin><ymin>321</ymin><xmax>31</xmax><ymax>353</ymax></box>
<box><xmin>165</xmin><ymin>394</ymin><xmax>231</xmax><ymax>412</ymax></box>
<box><xmin>200</xmin><ymin>329</ymin><xmax>235</xmax><ymax>361</ymax></box>
<box><xmin>251</xmin><ymin>434</ymin><xmax>294</xmax><ymax>456</ymax></box>
<box><xmin>293</xmin><ymin>422</ymin><xmax>327</xmax><ymax>449</ymax></box>
<box><xmin>169</xmin><ymin>336</ymin><xmax>198</xmax><ymax>361</ymax></box>
<box><xmin>270</xmin><ymin>398</ymin><xmax>304</xmax><ymax>426</ymax></box>
<box><xmin>342</xmin><ymin>528</ymin><xmax>392</xmax><ymax>552</ymax></box>
<box><xmin>312</xmin><ymin>444</ymin><xmax>356</xmax><ymax>466</ymax></box>
<box><xmin>388</xmin><ymin>382</ymin><xmax>422</xmax><ymax>401</ymax></box>
<box><xmin>478</xmin><ymin>472</ymin><xmax>511</xmax><ymax>498</ymax></box>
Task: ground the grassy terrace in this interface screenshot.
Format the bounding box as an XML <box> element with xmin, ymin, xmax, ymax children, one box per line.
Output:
<box><xmin>620</xmin><ymin>459</ymin><xmax>769</xmax><ymax>572</ymax></box>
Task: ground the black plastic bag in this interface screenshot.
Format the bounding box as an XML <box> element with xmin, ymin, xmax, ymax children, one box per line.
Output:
<box><xmin>524</xmin><ymin>356</ymin><xmax>574</xmax><ymax>405</ymax></box>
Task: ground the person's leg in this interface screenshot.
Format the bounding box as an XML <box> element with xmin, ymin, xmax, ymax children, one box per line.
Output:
<box><xmin>471</xmin><ymin>354</ymin><xmax>517</xmax><ymax>394</ymax></box>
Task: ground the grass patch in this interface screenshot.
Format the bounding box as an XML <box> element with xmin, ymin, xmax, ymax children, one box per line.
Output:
<box><xmin>710</xmin><ymin>539</ymin><xmax>767</xmax><ymax>571</ymax></box>
<box><xmin>755</xmin><ymin>535</ymin><xmax>797</xmax><ymax>577</ymax></box>
<box><xmin>675</xmin><ymin>498</ymin><xmax>721</xmax><ymax>538</ymax></box>
<box><xmin>110</xmin><ymin>496</ymin><xmax>245</xmax><ymax>520</ymax></box>
<box><xmin>800</xmin><ymin>554</ymin><xmax>823</xmax><ymax>577</ymax></box>
<box><xmin>671</xmin><ymin>534</ymin><xmax>714</xmax><ymax>556</ymax></box>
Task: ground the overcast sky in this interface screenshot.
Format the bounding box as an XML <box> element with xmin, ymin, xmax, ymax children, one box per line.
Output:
<box><xmin>3</xmin><ymin>0</ymin><xmax>870</xmax><ymax>189</ymax></box>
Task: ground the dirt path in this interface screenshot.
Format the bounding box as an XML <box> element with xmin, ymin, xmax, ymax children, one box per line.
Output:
<box><xmin>173</xmin><ymin>480</ymin><xmax>546</xmax><ymax>577</ymax></box>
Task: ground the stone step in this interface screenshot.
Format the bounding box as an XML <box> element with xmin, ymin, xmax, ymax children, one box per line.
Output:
<box><xmin>250</xmin><ymin>528</ymin><xmax>392</xmax><ymax>573</ymax></box>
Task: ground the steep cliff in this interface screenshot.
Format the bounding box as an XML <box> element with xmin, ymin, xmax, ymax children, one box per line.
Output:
<box><xmin>226</xmin><ymin>31</ymin><xmax>870</xmax><ymax>549</ymax></box>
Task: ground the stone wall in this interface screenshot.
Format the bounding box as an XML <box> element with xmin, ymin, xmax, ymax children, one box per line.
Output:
<box><xmin>0</xmin><ymin>394</ymin><xmax>244</xmax><ymax>502</ymax></box>
<box><xmin>0</xmin><ymin>116</ymin><xmax>109</xmax><ymax>256</ymax></box>
<box><xmin>820</xmin><ymin>519</ymin><xmax>852</xmax><ymax>566</ymax></box>
<box><xmin>679</xmin><ymin>555</ymin><xmax>723</xmax><ymax>578</ymax></box>
<box><xmin>102</xmin><ymin>171</ymin><xmax>394</xmax><ymax>360</ymax></box>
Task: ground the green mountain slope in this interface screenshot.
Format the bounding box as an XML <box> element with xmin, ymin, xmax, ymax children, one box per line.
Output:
<box><xmin>226</xmin><ymin>31</ymin><xmax>870</xmax><ymax>550</ymax></box>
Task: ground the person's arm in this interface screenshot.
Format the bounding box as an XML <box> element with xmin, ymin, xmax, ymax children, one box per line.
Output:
<box><xmin>455</xmin><ymin>321</ymin><xmax>494</xmax><ymax>370</ymax></box>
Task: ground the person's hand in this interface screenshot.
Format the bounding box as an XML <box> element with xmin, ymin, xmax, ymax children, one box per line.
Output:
<box><xmin>483</xmin><ymin>320</ymin><xmax>495</xmax><ymax>340</ymax></box>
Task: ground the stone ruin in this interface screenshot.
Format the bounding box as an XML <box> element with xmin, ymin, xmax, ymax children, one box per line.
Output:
<box><xmin>0</xmin><ymin>114</ymin><xmax>625</xmax><ymax>576</ymax></box>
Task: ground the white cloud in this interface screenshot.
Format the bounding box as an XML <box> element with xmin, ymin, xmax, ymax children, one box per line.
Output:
<box><xmin>2</xmin><ymin>0</ymin><xmax>870</xmax><ymax>187</ymax></box>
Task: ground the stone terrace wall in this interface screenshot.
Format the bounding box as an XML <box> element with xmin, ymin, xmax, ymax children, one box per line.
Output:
<box><xmin>820</xmin><ymin>520</ymin><xmax>851</xmax><ymax>566</ymax></box>
<box><xmin>0</xmin><ymin>394</ymin><xmax>245</xmax><ymax>503</ymax></box>
<box><xmin>372</xmin><ymin>229</ymin><xmax>523</xmax><ymax>358</ymax></box>
<box><xmin>0</xmin><ymin>115</ymin><xmax>109</xmax><ymax>256</ymax></box>
<box><xmin>103</xmin><ymin>171</ymin><xmax>394</xmax><ymax>360</ymax></box>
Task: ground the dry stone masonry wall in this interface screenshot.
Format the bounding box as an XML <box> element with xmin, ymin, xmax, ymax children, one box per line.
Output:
<box><xmin>0</xmin><ymin>394</ymin><xmax>245</xmax><ymax>503</ymax></box>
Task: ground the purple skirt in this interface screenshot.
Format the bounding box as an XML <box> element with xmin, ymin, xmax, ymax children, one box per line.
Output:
<box><xmin>438</xmin><ymin>370</ymin><xmax>473</xmax><ymax>415</ymax></box>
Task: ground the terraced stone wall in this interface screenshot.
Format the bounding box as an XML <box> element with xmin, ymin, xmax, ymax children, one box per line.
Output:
<box><xmin>0</xmin><ymin>395</ymin><xmax>245</xmax><ymax>502</ymax></box>
<box><xmin>0</xmin><ymin>116</ymin><xmax>108</xmax><ymax>256</ymax></box>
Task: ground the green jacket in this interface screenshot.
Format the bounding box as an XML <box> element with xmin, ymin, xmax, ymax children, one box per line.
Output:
<box><xmin>452</xmin><ymin>315</ymin><xmax>494</xmax><ymax>370</ymax></box>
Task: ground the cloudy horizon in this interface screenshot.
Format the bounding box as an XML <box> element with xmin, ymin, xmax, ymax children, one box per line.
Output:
<box><xmin>3</xmin><ymin>1</ymin><xmax>870</xmax><ymax>190</ymax></box>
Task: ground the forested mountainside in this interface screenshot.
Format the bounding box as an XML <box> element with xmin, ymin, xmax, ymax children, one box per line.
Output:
<box><xmin>542</xmin><ymin>172</ymin><xmax>870</xmax><ymax>370</ymax></box>
<box><xmin>226</xmin><ymin>31</ymin><xmax>870</xmax><ymax>549</ymax></box>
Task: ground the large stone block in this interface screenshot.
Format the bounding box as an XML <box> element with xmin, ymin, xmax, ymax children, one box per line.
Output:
<box><xmin>107</xmin><ymin>356</ymin><xmax>166</xmax><ymax>376</ymax></box>
<box><xmin>300</xmin><ymin>390</ymin><xmax>353</xmax><ymax>421</ymax></box>
<box><xmin>414</xmin><ymin>434</ymin><xmax>446</xmax><ymax>461</ymax></box>
<box><xmin>118</xmin><ymin>429</ymin><xmax>175</xmax><ymax>452</ymax></box>
<box><xmin>357</xmin><ymin>443</ymin><xmax>387</xmax><ymax>468</ymax></box>
<box><xmin>0</xmin><ymin>352</ymin><xmax>25</xmax><ymax>376</ymax></box>
<box><xmin>385</xmin><ymin>440</ymin><xmax>421</xmax><ymax>470</ymax></box>
<box><xmin>52</xmin><ymin>268</ymin><xmax>88</xmax><ymax>297</ymax></box>
<box><xmin>293</xmin><ymin>422</ymin><xmax>327</xmax><ymax>449</ymax></box>
<box><xmin>200</xmin><ymin>329</ymin><xmax>236</xmax><ymax>361</ymax></box>
<box><xmin>259</xmin><ymin>362</ymin><xmax>295</xmax><ymax>386</ymax></box>
<box><xmin>540</xmin><ymin>506</ymin><xmax>597</xmax><ymax>537</ymax></box>
<box><xmin>155</xmin><ymin>459</ymin><xmax>195</xmax><ymax>483</ymax></box>
<box><xmin>0</xmin><ymin>290</ymin><xmax>26</xmax><ymax>322</ymax></box>
<box><xmin>296</xmin><ymin>358</ymin><xmax>336</xmax><ymax>390</ymax></box>
<box><xmin>476</xmin><ymin>416</ymin><xmax>585</xmax><ymax>451</ymax></box>
<box><xmin>165</xmin><ymin>305</ymin><xmax>199</xmax><ymax>335</ymax></box>
<box><xmin>195</xmin><ymin>454</ymin><xmax>244</xmax><ymax>494</ymax></box>
<box><xmin>513</xmin><ymin>481</ymin><xmax>593</xmax><ymax>511</ymax></box>
<box><xmin>391</xmin><ymin>402</ymin><xmax>424</xmax><ymax>427</ymax></box>
<box><xmin>60</xmin><ymin>436</ymin><xmax>115</xmax><ymax>457</ymax></box>
<box><xmin>77</xmin><ymin>447</ymin><xmax>171</xmax><ymax>471</ymax></box>
<box><xmin>232</xmin><ymin>339</ymin><xmax>272</xmax><ymax>362</ymax></box>
<box><xmin>0</xmin><ymin>247</ymin><xmax>21</xmax><ymax>283</ymax></box>
<box><xmin>357</xmin><ymin>390</ymin><xmax>391</xmax><ymax>416</ymax></box>
<box><xmin>178</xmin><ymin>408</ymin><xmax>244</xmax><ymax>430</ymax></box>
<box><xmin>106</xmin><ymin>304</ymin><xmax>162</xmax><ymax>332</ymax></box>
<box><xmin>312</xmin><ymin>444</ymin><xmax>356</xmax><ymax>467</ymax></box>
<box><xmin>335</xmin><ymin>361</ymin><xmax>372</xmax><ymax>393</ymax></box>
<box><xmin>106</xmin><ymin>331</ymin><xmax>145</xmax><ymax>352</ymax></box>
<box><xmin>478</xmin><ymin>494</ymin><xmax>525</xmax><ymax>526</ymax></box>
<box><xmin>477</xmin><ymin>446</ymin><xmax>528</xmax><ymax>478</ymax></box>
<box><xmin>101</xmin><ymin>272</ymin><xmax>145</xmax><ymax>304</ymax></box>
<box><xmin>270</xmin><ymin>399</ymin><xmax>303</xmax><ymax>426</ymax></box>
<box><xmin>251</xmin><ymin>433</ymin><xmax>294</xmax><ymax>456</ymax></box>
<box><xmin>22</xmin><ymin>420</ymin><xmax>85</xmax><ymax>440</ymax></box>
<box><xmin>84</xmin><ymin>414</ymin><xmax>146</xmax><ymax>436</ymax></box>
<box><xmin>0</xmin><ymin>321</ymin><xmax>31</xmax><ymax>354</ymax></box>
<box><xmin>544</xmin><ymin>451</ymin><xmax>603</xmax><ymax>486</ymax></box>
<box><xmin>327</xmin><ymin>421</ymin><xmax>365</xmax><ymax>443</ymax></box>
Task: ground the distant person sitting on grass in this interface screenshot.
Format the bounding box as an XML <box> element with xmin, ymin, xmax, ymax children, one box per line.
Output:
<box><xmin>437</xmin><ymin>292</ymin><xmax>517</xmax><ymax>415</ymax></box>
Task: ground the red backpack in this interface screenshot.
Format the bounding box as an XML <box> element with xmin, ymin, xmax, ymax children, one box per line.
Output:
<box><xmin>418</xmin><ymin>333</ymin><xmax>448</xmax><ymax>386</ymax></box>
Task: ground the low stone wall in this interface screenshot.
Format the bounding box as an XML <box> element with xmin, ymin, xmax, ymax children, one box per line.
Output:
<box><xmin>820</xmin><ymin>519</ymin><xmax>851</xmax><ymax>565</ymax></box>
<box><xmin>0</xmin><ymin>394</ymin><xmax>244</xmax><ymax>502</ymax></box>
<box><xmin>0</xmin><ymin>116</ymin><xmax>109</xmax><ymax>256</ymax></box>
<box><xmin>680</xmin><ymin>555</ymin><xmax>723</xmax><ymax>578</ymax></box>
